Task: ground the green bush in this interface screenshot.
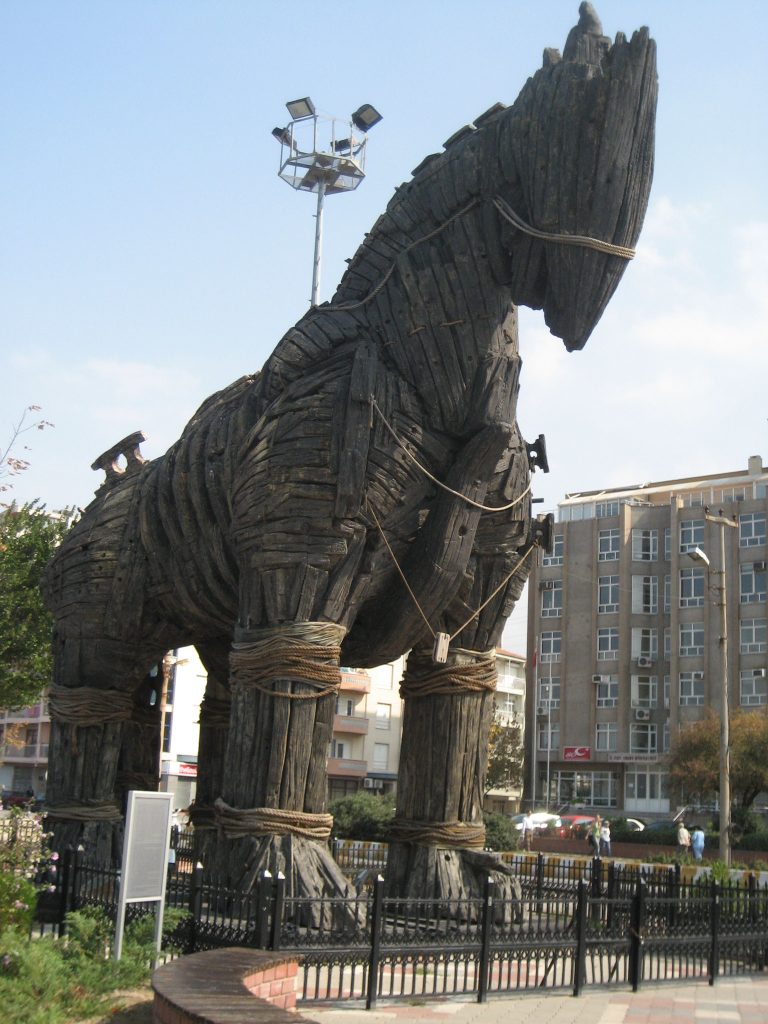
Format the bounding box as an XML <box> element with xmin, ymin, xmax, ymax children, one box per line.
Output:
<box><xmin>733</xmin><ymin>831</ymin><xmax>768</xmax><ymax>851</ymax></box>
<box><xmin>0</xmin><ymin>904</ymin><xmax>188</xmax><ymax>1024</ymax></box>
<box><xmin>0</xmin><ymin>873</ymin><xmax>37</xmax><ymax>932</ymax></box>
<box><xmin>330</xmin><ymin>791</ymin><xmax>395</xmax><ymax>841</ymax></box>
<box><xmin>483</xmin><ymin>813</ymin><xmax>518</xmax><ymax>852</ymax></box>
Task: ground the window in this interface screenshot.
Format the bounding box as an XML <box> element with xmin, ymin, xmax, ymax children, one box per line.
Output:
<box><xmin>740</xmin><ymin>513</ymin><xmax>766</xmax><ymax>548</ymax></box>
<box><xmin>741</xmin><ymin>618</ymin><xmax>767</xmax><ymax>654</ymax></box>
<box><xmin>680</xmin><ymin>567</ymin><xmax>706</xmax><ymax>607</ymax></box>
<box><xmin>663</xmin><ymin>720</ymin><xmax>670</xmax><ymax>753</ymax></box>
<box><xmin>595</xmin><ymin>722</ymin><xmax>617</xmax><ymax>752</ymax></box>
<box><xmin>664</xmin><ymin>528</ymin><xmax>672</xmax><ymax>561</ymax></box>
<box><xmin>538</xmin><ymin>677</ymin><xmax>560</xmax><ymax>710</ymax></box>
<box><xmin>331</xmin><ymin>739</ymin><xmax>346</xmax><ymax>758</ymax></box>
<box><xmin>741</xmin><ymin>562</ymin><xmax>767</xmax><ymax>604</ymax></box>
<box><xmin>595</xmin><ymin>676</ymin><xmax>618</xmax><ymax>708</ymax></box>
<box><xmin>664</xmin><ymin>575</ymin><xmax>671</xmax><ymax>612</ymax></box>
<box><xmin>679</xmin><ymin>671</ymin><xmax>705</xmax><ymax>706</ymax></box>
<box><xmin>375</xmin><ymin>703</ymin><xmax>391</xmax><ymax>729</ymax></box>
<box><xmin>598</xmin><ymin>575</ymin><xmax>619</xmax><ymax>614</ymax></box>
<box><xmin>541</xmin><ymin>580</ymin><xmax>563</xmax><ymax>617</ymax></box>
<box><xmin>598</xmin><ymin>528</ymin><xmax>620</xmax><ymax>562</ymax></box>
<box><xmin>542</xmin><ymin>535</ymin><xmax>564</xmax><ymax>566</ymax></box>
<box><xmin>597</xmin><ymin>627</ymin><xmax>619</xmax><ymax>660</ymax></box>
<box><xmin>596</xmin><ymin>500</ymin><xmax>620</xmax><ymax>518</ymax></box>
<box><xmin>625</xmin><ymin>770</ymin><xmax>669</xmax><ymax>801</ymax></box>
<box><xmin>664</xmin><ymin>626</ymin><xmax>671</xmax><ymax>658</ymax></box>
<box><xmin>631</xmin><ymin>675</ymin><xmax>658</xmax><ymax>708</ymax></box>
<box><xmin>740</xmin><ymin>669</ymin><xmax>768</xmax><ymax>706</ymax></box>
<box><xmin>373</xmin><ymin>743</ymin><xmax>389</xmax><ymax>770</ymax></box>
<box><xmin>632</xmin><ymin>528</ymin><xmax>658</xmax><ymax>562</ymax></box>
<box><xmin>560</xmin><ymin>503</ymin><xmax>594</xmax><ymax>522</ymax></box>
<box><xmin>549</xmin><ymin>770</ymin><xmax>618</xmax><ymax>808</ymax></box>
<box><xmin>540</xmin><ymin>631</ymin><xmax>561</xmax><ymax>663</ymax></box>
<box><xmin>680</xmin><ymin>519</ymin><xmax>705</xmax><ymax>553</ymax></box>
<box><xmin>632</xmin><ymin>575</ymin><xmax>658</xmax><ymax>614</ymax></box>
<box><xmin>537</xmin><ymin>722</ymin><xmax>560</xmax><ymax>751</ymax></box>
<box><xmin>664</xmin><ymin>675</ymin><xmax>671</xmax><ymax>709</ymax></box>
<box><xmin>680</xmin><ymin>622</ymin><xmax>705</xmax><ymax>657</ymax></box>
<box><xmin>629</xmin><ymin>723</ymin><xmax>657</xmax><ymax>754</ymax></box>
<box><xmin>631</xmin><ymin>627</ymin><xmax>658</xmax><ymax>661</ymax></box>
<box><xmin>683</xmin><ymin>492</ymin><xmax>704</xmax><ymax>508</ymax></box>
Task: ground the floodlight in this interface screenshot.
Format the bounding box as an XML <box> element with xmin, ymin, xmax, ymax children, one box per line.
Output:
<box><xmin>271</xmin><ymin>126</ymin><xmax>292</xmax><ymax>146</ymax></box>
<box><xmin>686</xmin><ymin>545</ymin><xmax>710</xmax><ymax>567</ymax></box>
<box><xmin>351</xmin><ymin>103</ymin><xmax>383</xmax><ymax>132</ymax></box>
<box><xmin>286</xmin><ymin>96</ymin><xmax>315</xmax><ymax>120</ymax></box>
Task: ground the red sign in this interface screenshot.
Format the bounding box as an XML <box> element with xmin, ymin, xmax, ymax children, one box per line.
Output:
<box><xmin>176</xmin><ymin>763</ymin><xmax>198</xmax><ymax>777</ymax></box>
<box><xmin>563</xmin><ymin>746</ymin><xmax>591</xmax><ymax>761</ymax></box>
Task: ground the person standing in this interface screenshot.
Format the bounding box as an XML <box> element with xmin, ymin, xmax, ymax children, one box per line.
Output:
<box><xmin>677</xmin><ymin>820</ymin><xmax>691</xmax><ymax>855</ymax></box>
<box><xmin>691</xmin><ymin>825</ymin><xmax>705</xmax><ymax>861</ymax></box>
<box><xmin>520</xmin><ymin>810</ymin><xmax>535</xmax><ymax>851</ymax></box>
<box><xmin>600</xmin><ymin>819</ymin><xmax>612</xmax><ymax>857</ymax></box>
<box><xmin>589</xmin><ymin>816</ymin><xmax>602</xmax><ymax>856</ymax></box>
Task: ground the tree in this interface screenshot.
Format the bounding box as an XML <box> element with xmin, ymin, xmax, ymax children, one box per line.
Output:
<box><xmin>0</xmin><ymin>501</ymin><xmax>75</xmax><ymax>710</ymax></box>
<box><xmin>0</xmin><ymin>406</ymin><xmax>53</xmax><ymax>502</ymax></box>
<box><xmin>668</xmin><ymin>709</ymin><xmax>768</xmax><ymax>812</ymax></box>
<box><xmin>484</xmin><ymin>714</ymin><xmax>524</xmax><ymax>796</ymax></box>
<box><xmin>328</xmin><ymin>791</ymin><xmax>395</xmax><ymax>841</ymax></box>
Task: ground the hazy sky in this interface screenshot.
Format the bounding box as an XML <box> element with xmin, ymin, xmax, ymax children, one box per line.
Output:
<box><xmin>4</xmin><ymin>1</ymin><xmax>767</xmax><ymax>654</ymax></box>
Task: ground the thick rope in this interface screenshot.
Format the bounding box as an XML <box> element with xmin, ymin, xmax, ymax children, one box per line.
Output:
<box><xmin>389</xmin><ymin>818</ymin><xmax>486</xmax><ymax>849</ymax></box>
<box><xmin>48</xmin><ymin>686</ymin><xmax>134</xmax><ymax>726</ymax></box>
<box><xmin>214</xmin><ymin>798</ymin><xmax>333</xmax><ymax>841</ymax></box>
<box><xmin>230</xmin><ymin>622</ymin><xmax>345</xmax><ymax>700</ymax></box>
<box><xmin>492</xmin><ymin>195</ymin><xmax>636</xmax><ymax>259</ymax></box>
<box><xmin>370</xmin><ymin>397</ymin><xmax>533</xmax><ymax>513</ymax></box>
<box><xmin>45</xmin><ymin>800</ymin><xmax>123</xmax><ymax>822</ymax></box>
<box><xmin>401</xmin><ymin>648</ymin><xmax>496</xmax><ymax>698</ymax></box>
<box><xmin>115</xmin><ymin>770</ymin><xmax>159</xmax><ymax>791</ymax></box>
<box><xmin>189</xmin><ymin>803</ymin><xmax>217</xmax><ymax>830</ymax></box>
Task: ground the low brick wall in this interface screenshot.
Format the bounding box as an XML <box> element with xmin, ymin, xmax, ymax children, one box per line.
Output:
<box><xmin>152</xmin><ymin>947</ymin><xmax>316</xmax><ymax>1023</ymax></box>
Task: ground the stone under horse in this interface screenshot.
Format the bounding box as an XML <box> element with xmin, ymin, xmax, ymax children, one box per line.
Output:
<box><xmin>43</xmin><ymin>4</ymin><xmax>656</xmax><ymax>901</ymax></box>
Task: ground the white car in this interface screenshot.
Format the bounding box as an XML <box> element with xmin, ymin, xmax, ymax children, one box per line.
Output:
<box><xmin>510</xmin><ymin>812</ymin><xmax>563</xmax><ymax>833</ymax></box>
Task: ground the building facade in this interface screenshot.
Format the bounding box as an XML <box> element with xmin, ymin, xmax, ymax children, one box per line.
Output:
<box><xmin>0</xmin><ymin>698</ymin><xmax>50</xmax><ymax>802</ymax></box>
<box><xmin>526</xmin><ymin>455</ymin><xmax>768</xmax><ymax>818</ymax></box>
<box><xmin>484</xmin><ymin>648</ymin><xmax>526</xmax><ymax>815</ymax></box>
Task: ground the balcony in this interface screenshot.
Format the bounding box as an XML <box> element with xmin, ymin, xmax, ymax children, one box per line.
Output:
<box><xmin>0</xmin><ymin>743</ymin><xmax>49</xmax><ymax>761</ymax></box>
<box><xmin>326</xmin><ymin>757</ymin><xmax>368</xmax><ymax>778</ymax></box>
<box><xmin>339</xmin><ymin>668</ymin><xmax>371</xmax><ymax>694</ymax></box>
<box><xmin>333</xmin><ymin>714</ymin><xmax>369</xmax><ymax>735</ymax></box>
<box><xmin>3</xmin><ymin>703</ymin><xmax>47</xmax><ymax>721</ymax></box>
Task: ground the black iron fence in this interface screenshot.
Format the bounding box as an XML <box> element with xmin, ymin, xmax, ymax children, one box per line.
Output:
<box><xmin>33</xmin><ymin>849</ymin><xmax>768</xmax><ymax>1006</ymax></box>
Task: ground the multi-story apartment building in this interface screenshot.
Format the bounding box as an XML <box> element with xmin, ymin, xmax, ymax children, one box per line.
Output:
<box><xmin>526</xmin><ymin>455</ymin><xmax>768</xmax><ymax>818</ymax></box>
<box><xmin>484</xmin><ymin>648</ymin><xmax>526</xmax><ymax>815</ymax></box>
<box><xmin>0</xmin><ymin>698</ymin><xmax>50</xmax><ymax>802</ymax></box>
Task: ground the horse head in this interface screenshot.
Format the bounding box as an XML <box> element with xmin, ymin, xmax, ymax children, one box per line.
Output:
<box><xmin>494</xmin><ymin>2</ymin><xmax>657</xmax><ymax>350</ymax></box>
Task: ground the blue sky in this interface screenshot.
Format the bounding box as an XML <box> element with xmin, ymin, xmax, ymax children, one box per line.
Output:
<box><xmin>3</xmin><ymin>1</ymin><xmax>767</xmax><ymax>652</ymax></box>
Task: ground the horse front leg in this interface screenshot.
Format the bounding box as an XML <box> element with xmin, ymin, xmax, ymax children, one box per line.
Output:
<box><xmin>386</xmin><ymin>429</ymin><xmax>533</xmax><ymax>907</ymax></box>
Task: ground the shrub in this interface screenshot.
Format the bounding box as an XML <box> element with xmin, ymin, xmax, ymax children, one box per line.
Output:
<box><xmin>330</xmin><ymin>791</ymin><xmax>395</xmax><ymax>841</ymax></box>
<box><xmin>0</xmin><ymin>873</ymin><xmax>37</xmax><ymax>932</ymax></box>
<box><xmin>484</xmin><ymin>813</ymin><xmax>518</xmax><ymax>852</ymax></box>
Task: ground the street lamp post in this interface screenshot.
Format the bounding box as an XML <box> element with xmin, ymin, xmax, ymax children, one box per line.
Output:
<box><xmin>271</xmin><ymin>98</ymin><xmax>382</xmax><ymax>306</ymax></box>
<box><xmin>687</xmin><ymin>508</ymin><xmax>737</xmax><ymax>865</ymax></box>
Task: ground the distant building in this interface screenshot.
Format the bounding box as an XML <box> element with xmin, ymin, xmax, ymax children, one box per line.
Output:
<box><xmin>0</xmin><ymin>698</ymin><xmax>49</xmax><ymax>801</ymax></box>
<box><xmin>484</xmin><ymin>648</ymin><xmax>526</xmax><ymax>815</ymax></box>
<box><xmin>526</xmin><ymin>455</ymin><xmax>768</xmax><ymax>818</ymax></box>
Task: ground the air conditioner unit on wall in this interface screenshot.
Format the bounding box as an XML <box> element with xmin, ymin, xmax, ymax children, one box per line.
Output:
<box><xmin>754</xmin><ymin>561</ymin><xmax>766</xmax><ymax>572</ymax></box>
<box><xmin>637</xmin><ymin>656</ymin><xmax>653</xmax><ymax>668</ymax></box>
<box><xmin>540</xmin><ymin>580</ymin><xmax>555</xmax><ymax>590</ymax></box>
<box><xmin>363</xmin><ymin>778</ymin><xmax>383</xmax><ymax>790</ymax></box>
<box><xmin>592</xmin><ymin>674</ymin><xmax>607</xmax><ymax>684</ymax></box>
<box><xmin>634</xmin><ymin>708</ymin><xmax>651</xmax><ymax>721</ymax></box>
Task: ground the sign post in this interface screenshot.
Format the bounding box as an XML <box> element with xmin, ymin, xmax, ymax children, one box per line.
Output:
<box><xmin>114</xmin><ymin>790</ymin><xmax>174</xmax><ymax>961</ymax></box>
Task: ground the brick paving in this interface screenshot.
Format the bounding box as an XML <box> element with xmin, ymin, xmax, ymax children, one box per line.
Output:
<box><xmin>306</xmin><ymin>975</ymin><xmax>768</xmax><ymax>1024</ymax></box>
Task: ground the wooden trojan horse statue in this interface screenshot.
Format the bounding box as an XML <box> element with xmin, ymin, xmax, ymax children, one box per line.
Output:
<box><xmin>43</xmin><ymin>3</ymin><xmax>656</xmax><ymax>900</ymax></box>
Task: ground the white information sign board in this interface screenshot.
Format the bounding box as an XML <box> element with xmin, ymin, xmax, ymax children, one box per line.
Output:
<box><xmin>114</xmin><ymin>790</ymin><xmax>174</xmax><ymax>960</ymax></box>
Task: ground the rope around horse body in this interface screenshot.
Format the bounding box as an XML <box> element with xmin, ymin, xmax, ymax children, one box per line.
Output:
<box><xmin>214</xmin><ymin>798</ymin><xmax>333</xmax><ymax>841</ymax></box>
<box><xmin>370</xmin><ymin>397</ymin><xmax>533</xmax><ymax>513</ymax></box>
<box><xmin>388</xmin><ymin>818</ymin><xmax>486</xmax><ymax>849</ymax></box>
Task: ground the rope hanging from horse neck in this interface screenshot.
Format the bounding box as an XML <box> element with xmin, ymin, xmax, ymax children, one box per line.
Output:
<box><xmin>309</xmin><ymin>192</ymin><xmax>634</xmax><ymax>316</ymax></box>
<box><xmin>366</xmin><ymin>497</ymin><xmax>537</xmax><ymax>643</ymax></box>
<box><xmin>492</xmin><ymin>196</ymin><xmax>636</xmax><ymax>259</ymax></box>
<box><xmin>370</xmin><ymin>397</ymin><xmax>532</xmax><ymax>513</ymax></box>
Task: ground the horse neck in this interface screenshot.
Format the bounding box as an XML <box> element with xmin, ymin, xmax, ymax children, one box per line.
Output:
<box><xmin>331</xmin><ymin>135</ymin><xmax>522</xmax><ymax>434</ymax></box>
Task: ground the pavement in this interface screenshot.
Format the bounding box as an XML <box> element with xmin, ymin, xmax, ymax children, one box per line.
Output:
<box><xmin>307</xmin><ymin>974</ymin><xmax>768</xmax><ymax>1023</ymax></box>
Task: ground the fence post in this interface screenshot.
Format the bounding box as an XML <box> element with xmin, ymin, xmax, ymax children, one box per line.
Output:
<box><xmin>666</xmin><ymin>866</ymin><xmax>677</xmax><ymax>929</ymax></box>
<box><xmin>366</xmin><ymin>875</ymin><xmax>384</xmax><ymax>1010</ymax></box>
<box><xmin>535</xmin><ymin>852</ymin><xmax>544</xmax><ymax>914</ymax></box>
<box><xmin>628</xmin><ymin>877</ymin><xmax>645</xmax><ymax>992</ymax></box>
<box><xmin>572</xmin><ymin>878</ymin><xmax>588</xmax><ymax>996</ymax></box>
<box><xmin>708</xmin><ymin>880</ymin><xmax>721</xmax><ymax>986</ymax></box>
<box><xmin>477</xmin><ymin>876</ymin><xmax>494</xmax><ymax>1003</ymax></box>
<box><xmin>271</xmin><ymin>871</ymin><xmax>285</xmax><ymax>950</ymax></box>
<box><xmin>606</xmin><ymin>860</ymin><xmax>615</xmax><ymax>929</ymax></box>
<box><xmin>748</xmin><ymin>874</ymin><xmax>758</xmax><ymax>926</ymax></box>
<box><xmin>187</xmin><ymin>861</ymin><xmax>204</xmax><ymax>954</ymax></box>
<box><xmin>58</xmin><ymin>848</ymin><xmax>74</xmax><ymax>937</ymax></box>
<box><xmin>255</xmin><ymin>870</ymin><xmax>273</xmax><ymax>949</ymax></box>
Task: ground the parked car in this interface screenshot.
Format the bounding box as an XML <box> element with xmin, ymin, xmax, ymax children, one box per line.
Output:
<box><xmin>559</xmin><ymin>814</ymin><xmax>596</xmax><ymax>838</ymax></box>
<box><xmin>509</xmin><ymin>812</ymin><xmax>563</xmax><ymax>835</ymax></box>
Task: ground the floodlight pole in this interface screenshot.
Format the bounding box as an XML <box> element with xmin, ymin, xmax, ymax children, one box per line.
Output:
<box><xmin>311</xmin><ymin>180</ymin><xmax>326</xmax><ymax>307</ymax></box>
